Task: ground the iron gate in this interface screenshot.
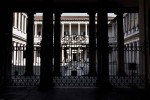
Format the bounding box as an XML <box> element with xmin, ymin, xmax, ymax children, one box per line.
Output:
<box><xmin>54</xmin><ymin>34</ymin><xmax>97</xmax><ymax>87</ymax></box>
<box><xmin>10</xmin><ymin>40</ymin><xmax>145</xmax><ymax>88</ymax></box>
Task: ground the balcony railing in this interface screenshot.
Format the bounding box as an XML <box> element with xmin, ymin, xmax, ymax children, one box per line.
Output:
<box><xmin>61</xmin><ymin>35</ymin><xmax>89</xmax><ymax>45</ymax></box>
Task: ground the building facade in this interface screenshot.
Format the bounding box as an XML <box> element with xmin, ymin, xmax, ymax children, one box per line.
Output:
<box><xmin>109</xmin><ymin>13</ymin><xmax>141</xmax><ymax>76</ymax></box>
<box><xmin>12</xmin><ymin>13</ymin><xmax>115</xmax><ymax>76</ymax></box>
<box><xmin>12</xmin><ymin>13</ymin><xmax>141</xmax><ymax>76</ymax></box>
<box><xmin>10</xmin><ymin>12</ymin><xmax>145</xmax><ymax>88</ymax></box>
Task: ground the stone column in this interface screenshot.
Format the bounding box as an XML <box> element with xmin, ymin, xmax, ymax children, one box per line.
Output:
<box><xmin>69</xmin><ymin>48</ymin><xmax>71</xmax><ymax>61</ymax></box>
<box><xmin>34</xmin><ymin>23</ymin><xmax>37</xmax><ymax>37</ymax></box>
<box><xmin>62</xmin><ymin>47</ymin><xmax>64</xmax><ymax>62</ymax></box>
<box><xmin>25</xmin><ymin>12</ymin><xmax>34</xmax><ymax>76</ymax></box>
<box><xmin>84</xmin><ymin>49</ymin><xmax>86</xmax><ymax>61</ymax></box>
<box><xmin>13</xmin><ymin>43</ymin><xmax>17</xmax><ymax>65</ymax></box>
<box><xmin>78</xmin><ymin>48</ymin><xmax>80</xmax><ymax>61</ymax></box>
<box><xmin>20</xmin><ymin>44</ymin><xmax>24</xmax><ymax>66</ymax></box>
<box><xmin>125</xmin><ymin>44</ymin><xmax>128</xmax><ymax>64</ymax></box>
<box><xmin>128</xmin><ymin>43</ymin><xmax>131</xmax><ymax>63</ymax></box>
<box><xmin>24</xmin><ymin>16</ymin><xmax>27</xmax><ymax>33</ymax></box>
<box><xmin>18</xmin><ymin>13</ymin><xmax>21</xmax><ymax>30</ymax></box>
<box><xmin>23</xmin><ymin>45</ymin><xmax>26</xmax><ymax>66</ymax></box>
<box><xmin>97</xmin><ymin>10</ymin><xmax>111</xmax><ymax>88</ymax></box>
<box><xmin>14</xmin><ymin>13</ymin><xmax>17</xmax><ymax>28</ymax></box>
<box><xmin>88</xmin><ymin>12</ymin><xmax>97</xmax><ymax>76</ymax></box>
<box><xmin>62</xmin><ymin>23</ymin><xmax>64</xmax><ymax>37</ymax></box>
<box><xmin>0</xmin><ymin>9</ymin><xmax>13</xmax><ymax>86</ymax></box>
<box><xmin>132</xmin><ymin>43</ymin><xmax>135</xmax><ymax>62</ymax></box>
<box><xmin>136</xmin><ymin>41</ymin><xmax>140</xmax><ymax>74</ymax></box>
<box><xmin>137</xmin><ymin>41</ymin><xmax>139</xmax><ymax>64</ymax></box>
<box><xmin>39</xmin><ymin>12</ymin><xmax>54</xmax><ymax>89</ymax></box>
<box><xmin>54</xmin><ymin>13</ymin><xmax>61</xmax><ymax>76</ymax></box>
<box><xmin>21</xmin><ymin>14</ymin><xmax>24</xmax><ymax>32</ymax></box>
<box><xmin>34</xmin><ymin>47</ymin><xmax>36</xmax><ymax>66</ymax></box>
<box><xmin>16</xmin><ymin>43</ymin><xmax>19</xmax><ymax>66</ymax></box>
<box><xmin>18</xmin><ymin>44</ymin><xmax>21</xmax><ymax>65</ymax></box>
<box><xmin>112</xmin><ymin>23</ymin><xmax>115</xmax><ymax>38</ymax></box>
<box><xmin>85</xmin><ymin>23</ymin><xmax>88</xmax><ymax>36</ymax></box>
<box><xmin>116</xmin><ymin>12</ymin><xmax>126</xmax><ymax>76</ymax></box>
<box><xmin>69</xmin><ymin>23</ymin><xmax>71</xmax><ymax>35</ymax></box>
<box><xmin>139</xmin><ymin>0</ymin><xmax>150</xmax><ymax>88</ymax></box>
<box><xmin>131</xmin><ymin>43</ymin><xmax>134</xmax><ymax>62</ymax></box>
<box><xmin>40</xmin><ymin>24</ymin><xmax>42</xmax><ymax>37</ymax></box>
<box><xmin>78</xmin><ymin>23</ymin><xmax>80</xmax><ymax>35</ymax></box>
<box><xmin>23</xmin><ymin>15</ymin><xmax>25</xmax><ymax>33</ymax></box>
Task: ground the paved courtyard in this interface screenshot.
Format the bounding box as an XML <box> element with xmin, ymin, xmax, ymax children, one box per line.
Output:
<box><xmin>0</xmin><ymin>87</ymin><xmax>149</xmax><ymax>100</ymax></box>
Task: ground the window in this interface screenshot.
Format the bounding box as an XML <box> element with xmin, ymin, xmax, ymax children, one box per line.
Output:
<box><xmin>123</xmin><ymin>17</ymin><xmax>126</xmax><ymax>33</ymax></box>
<box><xmin>135</xmin><ymin>13</ymin><xmax>138</xmax><ymax>27</ymax></box>
<box><xmin>38</xmin><ymin>32</ymin><xmax>41</xmax><ymax>36</ymax></box>
<box><xmin>64</xmin><ymin>31</ymin><xmax>69</xmax><ymax>35</ymax></box>
<box><xmin>37</xmin><ymin>51</ymin><xmax>40</xmax><ymax>57</ymax></box>
<box><xmin>22</xmin><ymin>15</ymin><xmax>25</xmax><ymax>32</ymax></box>
<box><xmin>80</xmin><ymin>32</ymin><xmax>85</xmax><ymax>35</ymax></box>
<box><xmin>131</xmin><ymin>13</ymin><xmax>135</xmax><ymax>29</ymax></box>
<box><xmin>127</xmin><ymin>14</ymin><xmax>130</xmax><ymax>32</ymax></box>
<box><xmin>16</xmin><ymin>13</ymin><xmax>19</xmax><ymax>29</ymax></box>
<box><xmin>125</xmin><ymin>16</ymin><xmax>128</xmax><ymax>33</ymax></box>
<box><xmin>23</xmin><ymin>50</ymin><xmax>26</xmax><ymax>58</ymax></box>
<box><xmin>114</xmin><ymin>22</ymin><xmax>117</xmax><ymax>37</ymax></box>
<box><xmin>13</xmin><ymin>13</ymin><xmax>15</xmax><ymax>27</ymax></box>
<box><xmin>36</xmin><ymin>47</ymin><xmax>40</xmax><ymax>57</ymax></box>
<box><xmin>20</xmin><ymin>13</ymin><xmax>22</xmax><ymax>31</ymax></box>
<box><xmin>72</xmin><ymin>32</ymin><xmax>77</xmax><ymax>35</ymax></box>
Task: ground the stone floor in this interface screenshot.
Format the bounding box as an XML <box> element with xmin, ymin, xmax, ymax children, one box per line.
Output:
<box><xmin>0</xmin><ymin>87</ymin><xmax>149</xmax><ymax>100</ymax></box>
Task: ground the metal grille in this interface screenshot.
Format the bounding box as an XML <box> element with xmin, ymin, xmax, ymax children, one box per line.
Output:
<box><xmin>10</xmin><ymin>46</ymin><xmax>41</xmax><ymax>86</ymax></box>
<box><xmin>9</xmin><ymin>75</ymin><xmax>40</xmax><ymax>86</ymax></box>
<box><xmin>10</xmin><ymin>43</ymin><xmax>145</xmax><ymax>88</ymax></box>
<box><xmin>61</xmin><ymin>35</ymin><xmax>89</xmax><ymax>76</ymax></box>
<box><xmin>109</xmin><ymin>44</ymin><xmax>145</xmax><ymax>88</ymax></box>
<box><xmin>53</xmin><ymin>76</ymin><xmax>97</xmax><ymax>87</ymax></box>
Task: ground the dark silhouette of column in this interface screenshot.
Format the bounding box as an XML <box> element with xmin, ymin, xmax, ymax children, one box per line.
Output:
<box><xmin>25</xmin><ymin>12</ymin><xmax>34</xmax><ymax>76</ymax></box>
<box><xmin>139</xmin><ymin>0</ymin><xmax>149</xmax><ymax>89</ymax></box>
<box><xmin>38</xmin><ymin>12</ymin><xmax>53</xmax><ymax>89</ymax></box>
<box><xmin>54</xmin><ymin>13</ymin><xmax>61</xmax><ymax>76</ymax></box>
<box><xmin>88</xmin><ymin>12</ymin><xmax>97</xmax><ymax>76</ymax></box>
<box><xmin>0</xmin><ymin>9</ymin><xmax>13</xmax><ymax>87</ymax></box>
<box><xmin>116</xmin><ymin>13</ymin><xmax>126</xmax><ymax>76</ymax></box>
<box><xmin>97</xmin><ymin>10</ymin><xmax>111</xmax><ymax>89</ymax></box>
